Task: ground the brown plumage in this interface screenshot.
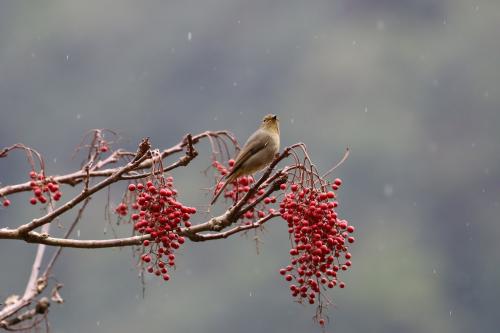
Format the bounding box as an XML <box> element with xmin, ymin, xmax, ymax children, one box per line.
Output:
<box><xmin>211</xmin><ymin>114</ymin><xmax>280</xmax><ymax>205</ymax></box>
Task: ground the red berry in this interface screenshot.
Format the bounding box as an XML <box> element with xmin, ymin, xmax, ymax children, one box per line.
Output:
<box><xmin>3</xmin><ymin>199</ymin><xmax>10</xmax><ymax>207</ymax></box>
<box><xmin>334</xmin><ymin>178</ymin><xmax>342</xmax><ymax>186</ymax></box>
<box><xmin>128</xmin><ymin>184</ymin><xmax>136</xmax><ymax>191</ymax></box>
<box><xmin>30</xmin><ymin>198</ymin><xmax>37</xmax><ymax>205</ymax></box>
<box><xmin>160</xmin><ymin>189</ymin><xmax>172</xmax><ymax>197</ymax></box>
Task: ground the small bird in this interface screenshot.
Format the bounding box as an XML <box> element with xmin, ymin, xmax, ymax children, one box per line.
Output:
<box><xmin>211</xmin><ymin>114</ymin><xmax>280</xmax><ymax>205</ymax></box>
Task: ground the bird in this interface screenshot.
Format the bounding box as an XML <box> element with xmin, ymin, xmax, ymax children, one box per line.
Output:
<box><xmin>211</xmin><ymin>114</ymin><xmax>280</xmax><ymax>205</ymax></box>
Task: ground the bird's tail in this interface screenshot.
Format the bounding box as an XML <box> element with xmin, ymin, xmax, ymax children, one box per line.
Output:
<box><xmin>210</xmin><ymin>174</ymin><xmax>237</xmax><ymax>205</ymax></box>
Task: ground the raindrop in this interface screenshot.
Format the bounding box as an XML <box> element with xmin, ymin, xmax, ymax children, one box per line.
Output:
<box><xmin>364</xmin><ymin>106</ymin><xmax>368</xmax><ymax>113</ymax></box>
<box><xmin>65</xmin><ymin>54</ymin><xmax>69</xmax><ymax>61</ymax></box>
<box><xmin>187</xmin><ymin>32</ymin><xmax>192</xmax><ymax>41</ymax></box>
<box><xmin>76</xmin><ymin>114</ymin><xmax>81</xmax><ymax>120</ymax></box>
<box><xmin>290</xmin><ymin>118</ymin><xmax>295</xmax><ymax>124</ymax></box>
<box><xmin>77</xmin><ymin>229</ymin><xmax>80</xmax><ymax>238</ymax></box>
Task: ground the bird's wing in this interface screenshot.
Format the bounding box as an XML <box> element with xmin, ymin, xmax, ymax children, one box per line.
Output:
<box><xmin>226</xmin><ymin>130</ymin><xmax>269</xmax><ymax>179</ymax></box>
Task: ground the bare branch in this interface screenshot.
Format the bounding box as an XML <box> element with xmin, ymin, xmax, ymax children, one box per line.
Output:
<box><xmin>189</xmin><ymin>212</ymin><xmax>279</xmax><ymax>241</ymax></box>
<box><xmin>0</xmin><ymin>297</ymin><xmax>50</xmax><ymax>330</ymax></box>
<box><xmin>0</xmin><ymin>223</ymin><xmax>50</xmax><ymax>321</ymax></box>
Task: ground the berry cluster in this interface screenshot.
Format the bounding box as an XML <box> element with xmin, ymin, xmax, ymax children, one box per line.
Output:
<box><xmin>123</xmin><ymin>176</ymin><xmax>196</xmax><ymax>282</ymax></box>
<box><xmin>279</xmin><ymin>178</ymin><xmax>354</xmax><ymax>325</ymax></box>
<box><xmin>212</xmin><ymin>160</ymin><xmax>276</xmax><ymax>221</ymax></box>
<box><xmin>28</xmin><ymin>171</ymin><xmax>62</xmax><ymax>205</ymax></box>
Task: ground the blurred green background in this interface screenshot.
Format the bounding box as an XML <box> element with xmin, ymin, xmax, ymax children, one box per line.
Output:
<box><xmin>1</xmin><ymin>0</ymin><xmax>499</xmax><ymax>332</ymax></box>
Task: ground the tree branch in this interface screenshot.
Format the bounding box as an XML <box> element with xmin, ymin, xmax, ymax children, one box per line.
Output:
<box><xmin>0</xmin><ymin>130</ymin><xmax>235</xmax><ymax>198</ymax></box>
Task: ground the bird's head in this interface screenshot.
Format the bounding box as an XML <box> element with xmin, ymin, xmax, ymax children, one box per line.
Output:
<box><xmin>260</xmin><ymin>114</ymin><xmax>279</xmax><ymax>133</ymax></box>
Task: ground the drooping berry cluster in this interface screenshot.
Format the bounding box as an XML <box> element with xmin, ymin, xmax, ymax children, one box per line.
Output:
<box><xmin>123</xmin><ymin>176</ymin><xmax>196</xmax><ymax>282</ymax></box>
<box><xmin>279</xmin><ymin>178</ymin><xmax>355</xmax><ymax>324</ymax></box>
<box><xmin>28</xmin><ymin>171</ymin><xmax>62</xmax><ymax>205</ymax></box>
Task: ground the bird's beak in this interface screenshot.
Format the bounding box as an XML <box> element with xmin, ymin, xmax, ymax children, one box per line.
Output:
<box><xmin>272</xmin><ymin>115</ymin><xmax>278</xmax><ymax>120</ymax></box>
